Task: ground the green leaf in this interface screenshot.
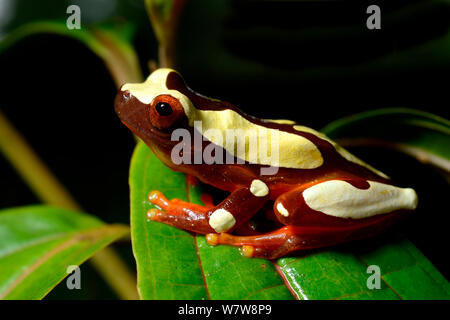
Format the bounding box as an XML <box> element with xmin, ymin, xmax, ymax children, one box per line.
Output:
<box><xmin>321</xmin><ymin>108</ymin><xmax>450</xmax><ymax>173</ymax></box>
<box><xmin>130</xmin><ymin>141</ymin><xmax>293</xmax><ymax>300</ymax></box>
<box><xmin>0</xmin><ymin>20</ymin><xmax>142</xmax><ymax>86</ymax></box>
<box><xmin>130</xmin><ymin>137</ymin><xmax>450</xmax><ymax>300</ymax></box>
<box><xmin>274</xmin><ymin>109</ymin><xmax>450</xmax><ymax>300</ymax></box>
<box><xmin>0</xmin><ymin>205</ymin><xmax>129</xmax><ymax>300</ymax></box>
<box><xmin>277</xmin><ymin>234</ymin><xmax>450</xmax><ymax>300</ymax></box>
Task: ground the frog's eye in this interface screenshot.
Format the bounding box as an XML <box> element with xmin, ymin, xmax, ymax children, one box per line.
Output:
<box><xmin>149</xmin><ymin>94</ymin><xmax>185</xmax><ymax>130</ymax></box>
<box><xmin>155</xmin><ymin>102</ymin><xmax>173</xmax><ymax>116</ymax></box>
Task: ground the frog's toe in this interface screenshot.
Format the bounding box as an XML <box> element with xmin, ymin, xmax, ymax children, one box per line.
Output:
<box><xmin>148</xmin><ymin>190</ymin><xmax>161</xmax><ymax>201</ymax></box>
<box><xmin>147</xmin><ymin>190</ymin><xmax>170</xmax><ymax>209</ymax></box>
<box><xmin>146</xmin><ymin>208</ymin><xmax>164</xmax><ymax>220</ymax></box>
<box><xmin>241</xmin><ymin>245</ymin><xmax>255</xmax><ymax>258</ymax></box>
<box><xmin>206</xmin><ymin>233</ymin><xmax>219</xmax><ymax>246</ymax></box>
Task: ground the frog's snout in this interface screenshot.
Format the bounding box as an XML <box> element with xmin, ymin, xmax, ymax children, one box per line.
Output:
<box><xmin>114</xmin><ymin>89</ymin><xmax>150</xmax><ymax>138</ymax></box>
<box><xmin>114</xmin><ymin>90</ymin><xmax>131</xmax><ymax>119</ymax></box>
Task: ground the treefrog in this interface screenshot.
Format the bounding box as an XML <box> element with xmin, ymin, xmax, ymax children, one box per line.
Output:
<box><xmin>115</xmin><ymin>68</ymin><xmax>418</xmax><ymax>259</ymax></box>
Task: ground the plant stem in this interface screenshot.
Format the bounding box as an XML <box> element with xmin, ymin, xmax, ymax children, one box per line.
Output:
<box><xmin>145</xmin><ymin>0</ymin><xmax>187</xmax><ymax>68</ymax></box>
<box><xmin>0</xmin><ymin>109</ymin><xmax>139</xmax><ymax>300</ymax></box>
<box><xmin>92</xmin><ymin>28</ymin><xmax>143</xmax><ymax>87</ymax></box>
<box><xmin>89</xmin><ymin>247</ymin><xmax>139</xmax><ymax>300</ymax></box>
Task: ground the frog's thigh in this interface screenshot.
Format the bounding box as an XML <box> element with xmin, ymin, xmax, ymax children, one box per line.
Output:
<box><xmin>274</xmin><ymin>179</ymin><xmax>418</xmax><ymax>223</ymax></box>
<box><xmin>302</xmin><ymin>180</ymin><xmax>417</xmax><ymax>218</ymax></box>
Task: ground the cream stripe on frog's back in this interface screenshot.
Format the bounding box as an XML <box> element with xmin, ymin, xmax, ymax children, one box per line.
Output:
<box><xmin>264</xmin><ymin>119</ymin><xmax>297</xmax><ymax>125</ymax></box>
<box><xmin>195</xmin><ymin>109</ymin><xmax>323</xmax><ymax>169</ymax></box>
<box><xmin>123</xmin><ymin>69</ymin><xmax>325</xmax><ymax>170</ymax></box>
<box><xmin>293</xmin><ymin>125</ymin><xmax>389</xmax><ymax>179</ymax></box>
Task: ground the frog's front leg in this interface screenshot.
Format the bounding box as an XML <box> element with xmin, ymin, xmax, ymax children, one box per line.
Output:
<box><xmin>147</xmin><ymin>179</ymin><xmax>270</xmax><ymax>234</ymax></box>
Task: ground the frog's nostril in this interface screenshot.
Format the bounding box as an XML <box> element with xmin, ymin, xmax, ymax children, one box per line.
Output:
<box><xmin>114</xmin><ymin>90</ymin><xmax>128</xmax><ymax>116</ymax></box>
<box><xmin>122</xmin><ymin>90</ymin><xmax>131</xmax><ymax>101</ymax></box>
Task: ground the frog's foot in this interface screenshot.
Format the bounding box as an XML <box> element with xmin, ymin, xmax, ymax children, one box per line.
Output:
<box><xmin>148</xmin><ymin>190</ymin><xmax>178</xmax><ymax>210</ymax></box>
<box><xmin>147</xmin><ymin>190</ymin><xmax>213</xmax><ymax>234</ymax></box>
<box><xmin>147</xmin><ymin>185</ymin><xmax>269</xmax><ymax>235</ymax></box>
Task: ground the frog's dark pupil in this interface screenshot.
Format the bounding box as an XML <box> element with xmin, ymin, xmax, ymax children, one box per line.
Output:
<box><xmin>155</xmin><ymin>102</ymin><xmax>173</xmax><ymax>116</ymax></box>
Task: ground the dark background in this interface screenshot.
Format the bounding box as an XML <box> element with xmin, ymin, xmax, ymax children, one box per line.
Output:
<box><xmin>0</xmin><ymin>0</ymin><xmax>448</xmax><ymax>298</ymax></box>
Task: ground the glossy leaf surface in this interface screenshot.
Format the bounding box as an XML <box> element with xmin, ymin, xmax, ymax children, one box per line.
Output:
<box><xmin>130</xmin><ymin>140</ymin><xmax>449</xmax><ymax>300</ymax></box>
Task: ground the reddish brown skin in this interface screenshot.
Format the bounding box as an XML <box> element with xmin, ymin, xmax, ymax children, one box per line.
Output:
<box><xmin>115</xmin><ymin>71</ymin><xmax>410</xmax><ymax>259</ymax></box>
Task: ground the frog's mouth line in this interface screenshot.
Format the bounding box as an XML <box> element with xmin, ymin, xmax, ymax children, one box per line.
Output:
<box><xmin>119</xmin><ymin>115</ymin><xmax>176</xmax><ymax>149</ymax></box>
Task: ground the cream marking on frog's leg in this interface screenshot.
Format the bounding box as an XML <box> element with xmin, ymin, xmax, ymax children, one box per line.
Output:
<box><xmin>209</xmin><ymin>208</ymin><xmax>236</xmax><ymax>233</ymax></box>
<box><xmin>250</xmin><ymin>179</ymin><xmax>269</xmax><ymax>197</ymax></box>
<box><xmin>303</xmin><ymin>180</ymin><xmax>418</xmax><ymax>219</ymax></box>
<box><xmin>123</xmin><ymin>68</ymin><xmax>324</xmax><ymax>170</ymax></box>
<box><xmin>292</xmin><ymin>125</ymin><xmax>389</xmax><ymax>179</ymax></box>
<box><xmin>276</xmin><ymin>202</ymin><xmax>289</xmax><ymax>217</ymax></box>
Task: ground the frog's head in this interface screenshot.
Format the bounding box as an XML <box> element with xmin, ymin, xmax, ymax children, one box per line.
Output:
<box><xmin>115</xmin><ymin>68</ymin><xmax>189</xmax><ymax>138</ymax></box>
<box><xmin>115</xmin><ymin>68</ymin><xmax>232</xmax><ymax>166</ymax></box>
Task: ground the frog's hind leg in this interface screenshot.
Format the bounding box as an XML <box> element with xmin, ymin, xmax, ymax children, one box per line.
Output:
<box><xmin>206</xmin><ymin>219</ymin><xmax>397</xmax><ymax>260</ymax></box>
<box><xmin>206</xmin><ymin>226</ymin><xmax>323</xmax><ymax>259</ymax></box>
<box><xmin>207</xmin><ymin>178</ymin><xmax>417</xmax><ymax>259</ymax></box>
<box><xmin>147</xmin><ymin>183</ymin><xmax>269</xmax><ymax>234</ymax></box>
